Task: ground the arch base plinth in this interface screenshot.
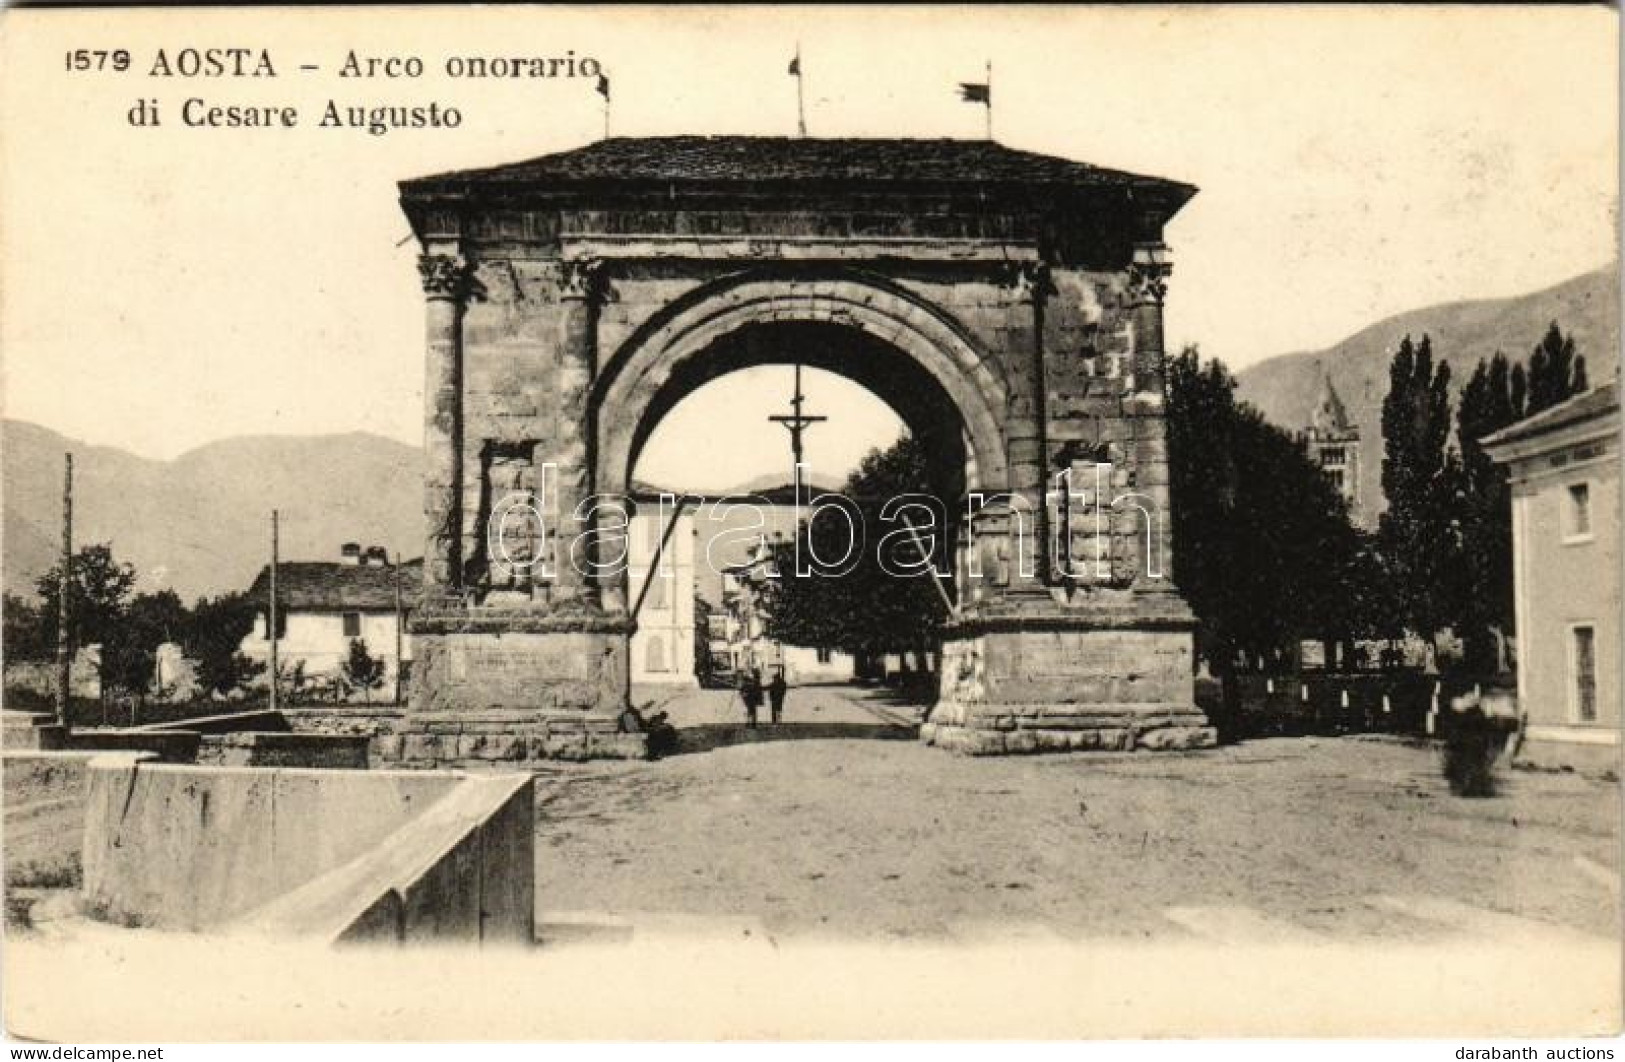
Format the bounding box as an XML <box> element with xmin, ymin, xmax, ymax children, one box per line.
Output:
<box><xmin>925</xmin><ymin>607</ymin><xmax>1217</xmax><ymax>755</ymax></box>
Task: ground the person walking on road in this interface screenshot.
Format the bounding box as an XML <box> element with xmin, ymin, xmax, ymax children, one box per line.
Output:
<box><xmin>740</xmin><ymin>670</ymin><xmax>764</xmax><ymax>728</ymax></box>
<box><xmin>768</xmin><ymin>669</ymin><xmax>788</xmax><ymax>725</ymax></box>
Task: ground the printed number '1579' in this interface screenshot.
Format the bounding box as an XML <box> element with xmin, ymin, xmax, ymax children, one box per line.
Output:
<box><xmin>66</xmin><ymin>50</ymin><xmax>132</xmax><ymax>72</ymax></box>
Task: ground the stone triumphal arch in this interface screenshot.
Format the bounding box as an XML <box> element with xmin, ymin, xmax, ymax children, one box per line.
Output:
<box><xmin>393</xmin><ymin>136</ymin><xmax>1216</xmax><ymax>765</ymax></box>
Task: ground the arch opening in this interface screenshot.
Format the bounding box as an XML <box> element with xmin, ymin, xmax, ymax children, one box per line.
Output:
<box><xmin>608</xmin><ymin>314</ymin><xmax>990</xmax><ymax>702</ymax></box>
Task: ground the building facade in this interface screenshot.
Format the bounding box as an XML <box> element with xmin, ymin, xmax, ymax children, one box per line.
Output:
<box><xmin>1483</xmin><ymin>382</ymin><xmax>1620</xmax><ymax>770</ymax></box>
<box><xmin>627</xmin><ymin>497</ymin><xmax>698</xmax><ymax>686</ymax></box>
<box><xmin>714</xmin><ymin>535</ymin><xmax>854</xmax><ymax>685</ymax></box>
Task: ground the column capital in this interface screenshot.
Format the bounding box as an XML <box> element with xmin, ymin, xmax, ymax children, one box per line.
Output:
<box><xmin>558</xmin><ymin>257</ymin><xmax>608</xmax><ymax>302</ymax></box>
<box><xmin>1126</xmin><ymin>243</ymin><xmax>1173</xmax><ymax>306</ymax></box>
<box><xmin>418</xmin><ymin>253</ymin><xmax>481</xmax><ymax>302</ymax></box>
<box><xmin>1006</xmin><ymin>260</ymin><xmax>1053</xmax><ymax>303</ymax></box>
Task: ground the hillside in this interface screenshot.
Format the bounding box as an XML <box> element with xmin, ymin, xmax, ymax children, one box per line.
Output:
<box><xmin>3</xmin><ymin>422</ymin><xmax>423</xmax><ymax>601</ymax></box>
<box><xmin>1236</xmin><ymin>263</ymin><xmax>1619</xmax><ymax>525</ymax></box>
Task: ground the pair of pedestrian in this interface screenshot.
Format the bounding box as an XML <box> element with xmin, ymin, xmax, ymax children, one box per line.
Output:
<box><xmin>739</xmin><ymin>668</ymin><xmax>788</xmax><ymax>727</ymax></box>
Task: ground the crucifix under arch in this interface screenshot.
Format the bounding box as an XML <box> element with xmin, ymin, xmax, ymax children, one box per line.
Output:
<box><xmin>768</xmin><ymin>363</ymin><xmax>827</xmax><ymax>505</ymax></box>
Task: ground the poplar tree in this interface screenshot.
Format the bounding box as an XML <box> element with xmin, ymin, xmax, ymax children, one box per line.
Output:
<box><xmin>1377</xmin><ymin>335</ymin><xmax>1467</xmax><ymax>643</ymax></box>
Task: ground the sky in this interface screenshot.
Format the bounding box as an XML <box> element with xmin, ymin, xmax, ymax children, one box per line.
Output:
<box><xmin>1</xmin><ymin>5</ymin><xmax>1616</xmax><ymax>488</ymax></box>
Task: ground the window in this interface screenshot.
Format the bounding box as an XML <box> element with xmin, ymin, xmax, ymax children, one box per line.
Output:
<box><xmin>1320</xmin><ymin>447</ymin><xmax>1345</xmax><ymax>468</ymax></box>
<box><xmin>342</xmin><ymin>612</ymin><xmax>361</xmax><ymax>638</ymax></box>
<box><xmin>645</xmin><ymin>635</ymin><xmax>668</xmax><ymax>673</ymax></box>
<box><xmin>816</xmin><ymin>648</ymin><xmax>833</xmax><ymax>664</ymax></box>
<box><xmin>1566</xmin><ymin>483</ymin><xmax>1592</xmax><ymax>540</ymax></box>
<box><xmin>1572</xmin><ymin>626</ymin><xmax>1597</xmax><ymax>722</ymax></box>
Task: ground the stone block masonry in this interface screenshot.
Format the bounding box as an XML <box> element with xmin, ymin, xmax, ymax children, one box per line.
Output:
<box><xmin>395</xmin><ymin>137</ymin><xmax>1213</xmax><ymax>759</ymax></box>
<box><xmin>388</xmin><ymin>711</ymin><xmax>646</xmax><ymax>767</ymax></box>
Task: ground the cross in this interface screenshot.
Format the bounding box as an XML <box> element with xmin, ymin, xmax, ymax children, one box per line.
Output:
<box><xmin>768</xmin><ymin>363</ymin><xmax>827</xmax><ymax>504</ymax></box>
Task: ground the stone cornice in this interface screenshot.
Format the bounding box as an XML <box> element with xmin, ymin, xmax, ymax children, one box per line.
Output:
<box><xmin>559</xmin><ymin>234</ymin><xmax>1041</xmax><ymax>265</ymax></box>
<box><xmin>410</xmin><ymin>606</ymin><xmax>635</xmax><ymax>636</ymax></box>
<box><xmin>943</xmin><ymin>596</ymin><xmax>1197</xmax><ymax>636</ymax></box>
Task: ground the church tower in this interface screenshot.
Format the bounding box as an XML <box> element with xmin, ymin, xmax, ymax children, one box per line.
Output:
<box><xmin>1302</xmin><ymin>366</ymin><xmax>1360</xmax><ymax>509</ymax></box>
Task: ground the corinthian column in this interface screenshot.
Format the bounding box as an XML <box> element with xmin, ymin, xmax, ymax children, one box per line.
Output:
<box><xmin>1127</xmin><ymin>242</ymin><xmax>1173</xmax><ymax>400</ymax></box>
<box><xmin>549</xmin><ymin>258</ymin><xmax>603</xmax><ymax>606</ymax></box>
<box><xmin>1126</xmin><ymin>242</ymin><xmax>1176</xmax><ymax>589</ymax></box>
<box><xmin>418</xmin><ymin>252</ymin><xmax>475</xmax><ymax>598</ymax></box>
<box><xmin>1004</xmin><ymin>260</ymin><xmax>1053</xmax><ymax>594</ymax></box>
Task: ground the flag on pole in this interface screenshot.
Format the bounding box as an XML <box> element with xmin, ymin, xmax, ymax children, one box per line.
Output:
<box><xmin>961</xmin><ymin>61</ymin><xmax>993</xmax><ymax>139</ymax></box>
<box><xmin>788</xmin><ymin>55</ymin><xmax>800</xmax><ymax>76</ymax></box>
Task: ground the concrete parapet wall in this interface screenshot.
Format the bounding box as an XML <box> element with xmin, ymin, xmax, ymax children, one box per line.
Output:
<box><xmin>282</xmin><ymin>708</ymin><xmax>405</xmax><ymax>768</ymax></box>
<box><xmin>197</xmin><ymin>732</ymin><xmax>371</xmax><ymax>770</ymax></box>
<box><xmin>235</xmin><ymin>773</ymin><xmax>534</xmax><ymax>946</ymax></box>
<box><xmin>3</xmin><ymin>712</ymin><xmax>65</xmax><ymax>751</ymax></box>
<box><xmin>81</xmin><ymin>761</ymin><xmax>489</xmax><ymax>932</ymax></box>
<box><xmin>4</xmin><ymin>751</ymin><xmax>154</xmax><ymax>886</ymax></box>
<box><xmin>62</xmin><ymin>729</ymin><xmax>201</xmax><ymax>763</ymax></box>
<box><xmin>137</xmin><ymin>709</ymin><xmax>290</xmax><ymax>735</ymax></box>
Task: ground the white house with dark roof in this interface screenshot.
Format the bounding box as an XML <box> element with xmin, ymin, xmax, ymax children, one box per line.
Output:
<box><xmin>1483</xmin><ymin>381</ymin><xmax>1620</xmax><ymax>770</ymax></box>
<box><xmin>241</xmin><ymin>544</ymin><xmax>421</xmax><ymax>697</ymax></box>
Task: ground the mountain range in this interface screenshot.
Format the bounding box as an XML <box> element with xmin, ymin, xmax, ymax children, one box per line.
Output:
<box><xmin>1</xmin><ymin>424</ymin><xmax>843</xmax><ymax>603</ymax></box>
<box><xmin>1235</xmin><ymin>263</ymin><xmax>1619</xmax><ymax>525</ymax></box>
<box><xmin>5</xmin><ymin>262</ymin><xmax>1616</xmax><ymax>597</ymax></box>
<box><xmin>2</xmin><ymin>422</ymin><xmax>423</xmax><ymax>601</ymax></box>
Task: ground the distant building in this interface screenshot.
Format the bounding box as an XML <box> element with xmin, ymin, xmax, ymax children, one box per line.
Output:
<box><xmin>242</xmin><ymin>544</ymin><xmax>419</xmax><ymax>698</ymax></box>
<box><xmin>1482</xmin><ymin>381</ymin><xmax>1620</xmax><ymax>770</ymax></box>
<box><xmin>627</xmin><ymin>492</ymin><xmax>698</xmax><ymax>686</ymax></box>
<box><xmin>1301</xmin><ymin>367</ymin><xmax>1361</xmax><ymax>510</ymax></box>
<box><xmin>716</xmin><ymin>535</ymin><xmax>853</xmax><ymax>684</ymax></box>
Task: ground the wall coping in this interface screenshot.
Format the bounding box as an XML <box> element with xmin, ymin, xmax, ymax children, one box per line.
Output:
<box><xmin>231</xmin><ymin>772</ymin><xmax>533</xmax><ymax>943</ymax></box>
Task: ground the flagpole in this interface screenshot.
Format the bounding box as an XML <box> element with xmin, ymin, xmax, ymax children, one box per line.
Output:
<box><xmin>985</xmin><ymin>59</ymin><xmax>993</xmax><ymax>140</ymax></box>
<box><xmin>597</xmin><ymin>73</ymin><xmax>611</xmax><ymax>139</ymax></box>
<box><xmin>796</xmin><ymin>43</ymin><xmax>806</xmax><ymax>137</ymax></box>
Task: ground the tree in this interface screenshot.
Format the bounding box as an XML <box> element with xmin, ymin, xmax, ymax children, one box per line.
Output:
<box><xmin>1377</xmin><ymin>335</ymin><xmax>1468</xmax><ymax>643</ymax></box>
<box><xmin>1165</xmin><ymin>347</ymin><xmax>1370</xmax><ymax>672</ymax></box>
<box><xmin>184</xmin><ymin>592</ymin><xmax>264</xmax><ymax>697</ymax></box>
<box><xmin>3</xmin><ymin>592</ymin><xmax>52</xmax><ymax>661</ymax></box>
<box><xmin>1453</xmin><ymin>323</ymin><xmax>1592</xmax><ymax>671</ymax></box>
<box><xmin>692</xmin><ymin>595</ymin><xmax>717</xmax><ymax>687</ymax></box>
<box><xmin>766</xmin><ymin>435</ymin><xmax>950</xmax><ymax>664</ymax></box>
<box><xmin>102</xmin><ymin>590</ymin><xmax>191</xmax><ymax>702</ymax></box>
<box><xmin>1455</xmin><ymin>352</ymin><xmax>1520</xmax><ymax>670</ymax></box>
<box><xmin>342</xmin><ymin>638</ymin><xmax>386</xmax><ymax>703</ymax></box>
<box><xmin>34</xmin><ymin>544</ymin><xmax>137</xmax><ymax>652</ymax></box>
<box><xmin>1525</xmin><ymin>321</ymin><xmax>1589</xmax><ymax>416</ymax></box>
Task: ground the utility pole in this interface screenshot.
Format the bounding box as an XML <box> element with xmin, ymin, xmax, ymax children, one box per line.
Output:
<box><xmin>54</xmin><ymin>453</ymin><xmax>72</xmax><ymax>728</ymax></box>
<box><xmin>768</xmin><ymin>364</ymin><xmax>827</xmax><ymax>509</ymax></box>
<box><xmin>269</xmin><ymin>510</ymin><xmax>279</xmax><ymax>712</ymax></box>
